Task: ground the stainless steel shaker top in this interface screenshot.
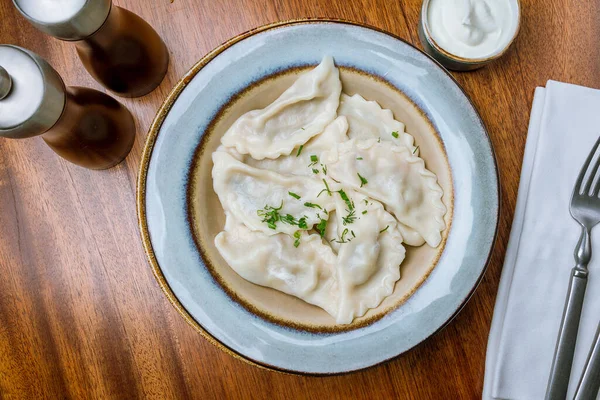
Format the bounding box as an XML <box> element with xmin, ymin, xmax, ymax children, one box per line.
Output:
<box><xmin>13</xmin><ymin>0</ymin><xmax>112</xmax><ymax>41</ymax></box>
<box><xmin>0</xmin><ymin>45</ymin><xmax>65</xmax><ymax>139</ymax></box>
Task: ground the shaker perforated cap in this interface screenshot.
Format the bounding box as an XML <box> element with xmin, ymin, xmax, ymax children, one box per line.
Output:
<box><xmin>13</xmin><ymin>0</ymin><xmax>112</xmax><ymax>41</ymax></box>
<box><xmin>0</xmin><ymin>45</ymin><xmax>66</xmax><ymax>139</ymax></box>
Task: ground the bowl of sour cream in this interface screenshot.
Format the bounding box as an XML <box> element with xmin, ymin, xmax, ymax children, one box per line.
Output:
<box><xmin>419</xmin><ymin>0</ymin><xmax>521</xmax><ymax>71</ymax></box>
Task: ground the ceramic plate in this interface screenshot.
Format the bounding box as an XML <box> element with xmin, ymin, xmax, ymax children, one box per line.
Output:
<box><xmin>138</xmin><ymin>19</ymin><xmax>499</xmax><ymax>374</ymax></box>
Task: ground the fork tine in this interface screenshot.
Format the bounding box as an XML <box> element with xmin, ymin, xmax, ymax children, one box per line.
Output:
<box><xmin>590</xmin><ymin>160</ymin><xmax>600</xmax><ymax>196</ymax></box>
<box><xmin>577</xmin><ymin>135</ymin><xmax>600</xmax><ymax>195</ymax></box>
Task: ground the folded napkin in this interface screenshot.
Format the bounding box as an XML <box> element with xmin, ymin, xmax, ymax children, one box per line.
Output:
<box><xmin>483</xmin><ymin>80</ymin><xmax>600</xmax><ymax>399</ymax></box>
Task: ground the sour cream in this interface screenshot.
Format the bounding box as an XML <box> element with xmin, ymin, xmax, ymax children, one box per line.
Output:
<box><xmin>427</xmin><ymin>0</ymin><xmax>518</xmax><ymax>59</ymax></box>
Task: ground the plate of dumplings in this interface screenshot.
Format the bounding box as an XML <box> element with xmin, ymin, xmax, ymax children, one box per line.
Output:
<box><xmin>138</xmin><ymin>19</ymin><xmax>499</xmax><ymax>374</ymax></box>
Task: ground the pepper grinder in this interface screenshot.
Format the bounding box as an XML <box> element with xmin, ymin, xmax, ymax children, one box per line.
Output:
<box><xmin>0</xmin><ymin>45</ymin><xmax>135</xmax><ymax>170</ymax></box>
<box><xmin>13</xmin><ymin>0</ymin><xmax>169</xmax><ymax>98</ymax></box>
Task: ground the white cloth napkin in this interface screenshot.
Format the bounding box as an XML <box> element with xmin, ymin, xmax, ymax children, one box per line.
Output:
<box><xmin>483</xmin><ymin>80</ymin><xmax>600</xmax><ymax>400</ymax></box>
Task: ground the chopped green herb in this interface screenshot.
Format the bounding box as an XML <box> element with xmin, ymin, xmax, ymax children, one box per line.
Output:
<box><xmin>363</xmin><ymin>199</ymin><xmax>369</xmax><ymax>206</ymax></box>
<box><xmin>338</xmin><ymin>189</ymin><xmax>354</xmax><ymax>211</ymax></box>
<box><xmin>335</xmin><ymin>228</ymin><xmax>351</xmax><ymax>244</ymax></box>
<box><xmin>392</xmin><ymin>131</ymin><xmax>399</xmax><ymax>139</ymax></box>
<box><xmin>351</xmin><ymin>230</ymin><xmax>356</xmax><ymax>238</ymax></box>
<box><xmin>312</xmin><ymin>168</ymin><xmax>319</xmax><ymax>174</ymax></box>
<box><xmin>356</xmin><ymin>157</ymin><xmax>363</xmax><ymax>160</ymax></box>
<box><xmin>321</xmin><ymin>164</ymin><xmax>327</xmax><ymax>175</ymax></box>
<box><xmin>304</xmin><ymin>202</ymin><xmax>322</xmax><ymax>209</ymax></box>
<box><xmin>296</xmin><ymin>145</ymin><xmax>304</xmax><ymax>157</ymax></box>
<box><xmin>301</xmin><ymin>127</ymin><xmax>305</xmax><ymax>131</ymax></box>
<box><xmin>378</xmin><ymin>137</ymin><xmax>381</xmax><ymax>143</ymax></box>
<box><xmin>281</xmin><ymin>214</ymin><xmax>297</xmax><ymax>225</ymax></box>
<box><xmin>257</xmin><ymin>201</ymin><xmax>284</xmax><ymax>230</ymax></box>
<box><xmin>308</xmin><ymin>154</ymin><xmax>319</xmax><ymax>167</ymax></box>
<box><xmin>380</xmin><ymin>225</ymin><xmax>390</xmax><ymax>233</ymax></box>
<box><xmin>342</xmin><ymin>209</ymin><xmax>356</xmax><ymax>225</ymax></box>
<box><xmin>357</xmin><ymin>173</ymin><xmax>368</xmax><ymax>187</ymax></box>
<box><xmin>288</xmin><ymin>191</ymin><xmax>301</xmax><ymax>200</ymax></box>
<box><xmin>298</xmin><ymin>216</ymin><xmax>308</xmax><ymax>229</ymax></box>
<box><xmin>315</xmin><ymin>218</ymin><xmax>328</xmax><ymax>237</ymax></box>
<box><xmin>362</xmin><ymin>210</ymin><xmax>368</xmax><ymax>215</ymax></box>
<box><xmin>323</xmin><ymin>179</ymin><xmax>331</xmax><ymax>196</ymax></box>
<box><xmin>413</xmin><ymin>146</ymin><xmax>419</xmax><ymax>154</ymax></box>
<box><xmin>293</xmin><ymin>231</ymin><xmax>301</xmax><ymax>248</ymax></box>
<box><xmin>330</xmin><ymin>177</ymin><xmax>341</xmax><ymax>184</ymax></box>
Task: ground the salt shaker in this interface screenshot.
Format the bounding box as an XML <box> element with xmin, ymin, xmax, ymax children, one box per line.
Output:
<box><xmin>13</xmin><ymin>0</ymin><xmax>169</xmax><ymax>98</ymax></box>
<box><xmin>0</xmin><ymin>45</ymin><xmax>135</xmax><ymax>170</ymax></box>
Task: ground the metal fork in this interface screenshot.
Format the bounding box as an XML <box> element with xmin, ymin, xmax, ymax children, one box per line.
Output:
<box><xmin>546</xmin><ymin>136</ymin><xmax>600</xmax><ymax>400</ymax></box>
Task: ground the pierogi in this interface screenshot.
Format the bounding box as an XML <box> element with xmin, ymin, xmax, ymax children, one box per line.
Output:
<box><xmin>211</xmin><ymin>56</ymin><xmax>447</xmax><ymax>324</ymax></box>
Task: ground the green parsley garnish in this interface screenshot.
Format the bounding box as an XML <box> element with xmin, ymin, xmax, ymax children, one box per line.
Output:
<box><xmin>288</xmin><ymin>191</ymin><xmax>301</xmax><ymax>200</ymax></box>
<box><xmin>312</xmin><ymin>168</ymin><xmax>319</xmax><ymax>174</ymax></box>
<box><xmin>413</xmin><ymin>146</ymin><xmax>419</xmax><ymax>154</ymax></box>
<box><xmin>304</xmin><ymin>202</ymin><xmax>322</xmax><ymax>209</ymax></box>
<box><xmin>293</xmin><ymin>231</ymin><xmax>301</xmax><ymax>248</ymax></box>
<box><xmin>380</xmin><ymin>225</ymin><xmax>390</xmax><ymax>233</ymax></box>
<box><xmin>392</xmin><ymin>131</ymin><xmax>399</xmax><ymax>139</ymax></box>
<box><xmin>315</xmin><ymin>218</ymin><xmax>328</xmax><ymax>237</ymax></box>
<box><xmin>257</xmin><ymin>201</ymin><xmax>284</xmax><ymax>229</ymax></box>
<box><xmin>296</xmin><ymin>145</ymin><xmax>304</xmax><ymax>157</ymax></box>
<box><xmin>356</xmin><ymin>157</ymin><xmax>363</xmax><ymax>160</ymax></box>
<box><xmin>357</xmin><ymin>173</ymin><xmax>368</xmax><ymax>187</ymax></box>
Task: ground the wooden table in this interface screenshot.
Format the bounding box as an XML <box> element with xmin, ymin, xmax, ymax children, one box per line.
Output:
<box><xmin>1</xmin><ymin>0</ymin><xmax>598</xmax><ymax>398</ymax></box>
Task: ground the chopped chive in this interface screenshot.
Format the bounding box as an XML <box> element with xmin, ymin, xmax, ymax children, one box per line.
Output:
<box><xmin>288</xmin><ymin>191</ymin><xmax>301</xmax><ymax>200</ymax></box>
<box><xmin>378</xmin><ymin>137</ymin><xmax>381</xmax><ymax>143</ymax></box>
<box><xmin>380</xmin><ymin>225</ymin><xmax>389</xmax><ymax>233</ymax></box>
<box><xmin>391</xmin><ymin>131</ymin><xmax>399</xmax><ymax>139</ymax></box>
<box><xmin>293</xmin><ymin>231</ymin><xmax>301</xmax><ymax>248</ymax></box>
<box><xmin>357</xmin><ymin>173</ymin><xmax>368</xmax><ymax>187</ymax></box>
<box><xmin>321</xmin><ymin>164</ymin><xmax>327</xmax><ymax>175</ymax></box>
<box><xmin>331</xmin><ymin>177</ymin><xmax>341</xmax><ymax>183</ymax></box>
<box><xmin>296</xmin><ymin>145</ymin><xmax>304</xmax><ymax>157</ymax></box>
<box><xmin>301</xmin><ymin>127</ymin><xmax>305</xmax><ymax>131</ymax></box>
<box><xmin>362</xmin><ymin>210</ymin><xmax>367</xmax><ymax>215</ymax></box>
<box><xmin>312</xmin><ymin>168</ymin><xmax>319</xmax><ymax>174</ymax></box>
<box><xmin>338</xmin><ymin>189</ymin><xmax>354</xmax><ymax>211</ymax></box>
<box><xmin>298</xmin><ymin>216</ymin><xmax>308</xmax><ymax>229</ymax></box>
<box><xmin>256</xmin><ymin>201</ymin><xmax>284</xmax><ymax>230</ymax></box>
<box><xmin>351</xmin><ymin>230</ymin><xmax>356</xmax><ymax>238</ymax></box>
<box><xmin>363</xmin><ymin>199</ymin><xmax>369</xmax><ymax>206</ymax></box>
<box><xmin>413</xmin><ymin>145</ymin><xmax>420</xmax><ymax>154</ymax></box>
<box><xmin>310</xmin><ymin>155</ymin><xmax>318</xmax><ymax>162</ymax></box>
<box><xmin>323</xmin><ymin>179</ymin><xmax>331</xmax><ymax>196</ymax></box>
<box><xmin>315</xmin><ymin>218</ymin><xmax>328</xmax><ymax>237</ymax></box>
<box><xmin>356</xmin><ymin>157</ymin><xmax>363</xmax><ymax>160</ymax></box>
<box><xmin>304</xmin><ymin>202</ymin><xmax>322</xmax><ymax>209</ymax></box>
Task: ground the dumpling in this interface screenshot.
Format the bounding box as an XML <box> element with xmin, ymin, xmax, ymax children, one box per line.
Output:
<box><xmin>243</xmin><ymin>116</ymin><xmax>349</xmax><ymax>177</ymax></box>
<box><xmin>212</xmin><ymin>151</ymin><xmax>337</xmax><ymax>236</ymax></box>
<box><xmin>321</xmin><ymin>139</ymin><xmax>446</xmax><ymax>247</ymax></box>
<box><xmin>338</xmin><ymin>93</ymin><xmax>416</xmax><ymax>153</ymax></box>
<box><xmin>329</xmin><ymin>190</ymin><xmax>405</xmax><ymax>324</ymax></box>
<box><xmin>215</xmin><ymin>214</ymin><xmax>339</xmax><ymax>317</ymax></box>
<box><xmin>221</xmin><ymin>56</ymin><xmax>342</xmax><ymax>160</ymax></box>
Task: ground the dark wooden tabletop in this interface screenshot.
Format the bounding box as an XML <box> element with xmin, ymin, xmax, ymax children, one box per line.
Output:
<box><xmin>1</xmin><ymin>0</ymin><xmax>599</xmax><ymax>398</ymax></box>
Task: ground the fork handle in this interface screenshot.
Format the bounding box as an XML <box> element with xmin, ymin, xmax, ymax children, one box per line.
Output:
<box><xmin>574</xmin><ymin>321</ymin><xmax>600</xmax><ymax>400</ymax></box>
<box><xmin>545</xmin><ymin>267</ymin><xmax>589</xmax><ymax>400</ymax></box>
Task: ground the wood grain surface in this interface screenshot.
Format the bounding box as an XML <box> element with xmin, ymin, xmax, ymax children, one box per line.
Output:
<box><xmin>1</xmin><ymin>0</ymin><xmax>599</xmax><ymax>398</ymax></box>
